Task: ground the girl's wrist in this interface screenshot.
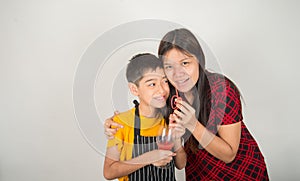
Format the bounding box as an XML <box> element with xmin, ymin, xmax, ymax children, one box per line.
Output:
<box><xmin>187</xmin><ymin>117</ymin><xmax>200</xmax><ymax>133</ymax></box>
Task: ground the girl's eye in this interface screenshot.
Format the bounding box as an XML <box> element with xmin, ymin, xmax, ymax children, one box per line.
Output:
<box><xmin>182</xmin><ymin>61</ymin><xmax>190</xmax><ymax>66</ymax></box>
<box><xmin>163</xmin><ymin>79</ymin><xmax>169</xmax><ymax>84</ymax></box>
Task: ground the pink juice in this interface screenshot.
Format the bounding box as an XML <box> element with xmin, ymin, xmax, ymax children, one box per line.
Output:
<box><xmin>157</xmin><ymin>141</ymin><xmax>174</xmax><ymax>150</ymax></box>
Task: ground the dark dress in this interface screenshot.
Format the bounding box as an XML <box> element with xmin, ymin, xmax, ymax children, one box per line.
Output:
<box><xmin>185</xmin><ymin>73</ymin><xmax>269</xmax><ymax>181</ymax></box>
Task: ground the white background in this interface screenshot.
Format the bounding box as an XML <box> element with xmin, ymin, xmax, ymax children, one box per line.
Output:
<box><xmin>1</xmin><ymin>0</ymin><xmax>300</xmax><ymax>180</ymax></box>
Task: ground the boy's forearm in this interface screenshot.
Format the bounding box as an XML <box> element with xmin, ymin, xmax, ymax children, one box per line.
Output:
<box><xmin>104</xmin><ymin>157</ymin><xmax>147</xmax><ymax>180</ymax></box>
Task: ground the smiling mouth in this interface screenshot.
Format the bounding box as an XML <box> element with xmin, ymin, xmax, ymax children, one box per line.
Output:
<box><xmin>154</xmin><ymin>96</ymin><xmax>166</xmax><ymax>102</ymax></box>
<box><xmin>176</xmin><ymin>78</ymin><xmax>189</xmax><ymax>85</ymax></box>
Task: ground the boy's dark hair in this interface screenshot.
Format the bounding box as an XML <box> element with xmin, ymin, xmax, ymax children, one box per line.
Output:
<box><xmin>126</xmin><ymin>53</ymin><xmax>163</xmax><ymax>85</ymax></box>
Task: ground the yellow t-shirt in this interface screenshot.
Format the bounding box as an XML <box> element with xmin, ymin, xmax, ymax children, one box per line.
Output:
<box><xmin>106</xmin><ymin>108</ymin><xmax>165</xmax><ymax>181</ymax></box>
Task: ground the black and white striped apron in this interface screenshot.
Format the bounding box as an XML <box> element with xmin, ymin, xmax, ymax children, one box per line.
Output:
<box><xmin>128</xmin><ymin>101</ymin><xmax>176</xmax><ymax>181</ymax></box>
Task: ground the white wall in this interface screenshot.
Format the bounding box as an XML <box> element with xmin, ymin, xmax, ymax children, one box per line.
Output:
<box><xmin>1</xmin><ymin>0</ymin><xmax>300</xmax><ymax>180</ymax></box>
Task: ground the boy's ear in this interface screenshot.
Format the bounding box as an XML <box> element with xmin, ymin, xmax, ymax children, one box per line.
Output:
<box><xmin>128</xmin><ymin>83</ymin><xmax>139</xmax><ymax>96</ymax></box>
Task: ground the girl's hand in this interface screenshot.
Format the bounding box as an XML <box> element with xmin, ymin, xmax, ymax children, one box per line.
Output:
<box><xmin>172</xmin><ymin>99</ymin><xmax>198</xmax><ymax>132</ymax></box>
<box><xmin>169</xmin><ymin>114</ymin><xmax>185</xmax><ymax>140</ymax></box>
<box><xmin>103</xmin><ymin>111</ymin><xmax>123</xmax><ymax>139</ymax></box>
<box><xmin>169</xmin><ymin>115</ymin><xmax>186</xmax><ymax>151</ymax></box>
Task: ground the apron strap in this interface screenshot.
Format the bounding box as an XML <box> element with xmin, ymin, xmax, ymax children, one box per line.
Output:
<box><xmin>133</xmin><ymin>100</ymin><xmax>140</xmax><ymax>141</ymax></box>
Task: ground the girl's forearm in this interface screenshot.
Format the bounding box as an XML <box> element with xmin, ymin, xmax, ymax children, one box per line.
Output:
<box><xmin>190</xmin><ymin>121</ymin><xmax>239</xmax><ymax>163</ymax></box>
<box><xmin>174</xmin><ymin>138</ymin><xmax>187</xmax><ymax>169</ymax></box>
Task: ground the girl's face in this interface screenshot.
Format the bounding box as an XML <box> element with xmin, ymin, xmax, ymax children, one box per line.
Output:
<box><xmin>163</xmin><ymin>48</ymin><xmax>199</xmax><ymax>93</ymax></box>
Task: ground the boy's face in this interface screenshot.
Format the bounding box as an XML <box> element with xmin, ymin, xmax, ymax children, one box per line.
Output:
<box><xmin>130</xmin><ymin>68</ymin><xmax>170</xmax><ymax>109</ymax></box>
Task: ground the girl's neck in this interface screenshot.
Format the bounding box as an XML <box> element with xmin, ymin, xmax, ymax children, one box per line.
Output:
<box><xmin>184</xmin><ymin>90</ymin><xmax>194</xmax><ymax>105</ymax></box>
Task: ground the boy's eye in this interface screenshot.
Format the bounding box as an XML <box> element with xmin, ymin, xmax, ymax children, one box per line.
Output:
<box><xmin>149</xmin><ymin>83</ymin><xmax>156</xmax><ymax>87</ymax></box>
<box><xmin>164</xmin><ymin>65</ymin><xmax>172</xmax><ymax>70</ymax></box>
<box><xmin>163</xmin><ymin>79</ymin><xmax>169</xmax><ymax>84</ymax></box>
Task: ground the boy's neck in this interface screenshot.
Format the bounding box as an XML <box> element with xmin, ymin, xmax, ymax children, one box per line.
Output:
<box><xmin>138</xmin><ymin>103</ymin><xmax>157</xmax><ymax>118</ymax></box>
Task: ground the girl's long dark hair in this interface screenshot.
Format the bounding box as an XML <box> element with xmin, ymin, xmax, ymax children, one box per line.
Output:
<box><xmin>158</xmin><ymin>28</ymin><xmax>211</xmax><ymax>153</ymax></box>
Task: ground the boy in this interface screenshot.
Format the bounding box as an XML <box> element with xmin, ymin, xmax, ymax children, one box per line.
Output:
<box><xmin>103</xmin><ymin>53</ymin><xmax>186</xmax><ymax>181</ymax></box>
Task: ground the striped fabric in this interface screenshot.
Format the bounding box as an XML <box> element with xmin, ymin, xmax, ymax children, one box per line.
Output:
<box><xmin>129</xmin><ymin>101</ymin><xmax>176</xmax><ymax>181</ymax></box>
<box><xmin>128</xmin><ymin>135</ymin><xmax>175</xmax><ymax>181</ymax></box>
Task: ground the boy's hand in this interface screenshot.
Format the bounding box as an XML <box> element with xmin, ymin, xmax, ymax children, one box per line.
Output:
<box><xmin>103</xmin><ymin>111</ymin><xmax>123</xmax><ymax>139</ymax></box>
<box><xmin>147</xmin><ymin>150</ymin><xmax>175</xmax><ymax>167</ymax></box>
<box><xmin>131</xmin><ymin>150</ymin><xmax>175</xmax><ymax>166</ymax></box>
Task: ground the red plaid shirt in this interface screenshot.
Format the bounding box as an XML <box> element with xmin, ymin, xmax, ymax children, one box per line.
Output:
<box><xmin>185</xmin><ymin>74</ymin><xmax>269</xmax><ymax>181</ymax></box>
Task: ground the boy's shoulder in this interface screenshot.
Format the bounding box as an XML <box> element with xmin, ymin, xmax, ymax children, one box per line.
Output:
<box><xmin>113</xmin><ymin>108</ymin><xmax>135</xmax><ymax>127</ymax></box>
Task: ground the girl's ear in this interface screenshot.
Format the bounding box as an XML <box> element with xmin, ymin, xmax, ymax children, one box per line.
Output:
<box><xmin>128</xmin><ymin>83</ymin><xmax>139</xmax><ymax>96</ymax></box>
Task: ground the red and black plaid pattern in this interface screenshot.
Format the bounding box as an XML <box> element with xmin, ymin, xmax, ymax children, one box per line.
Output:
<box><xmin>185</xmin><ymin>74</ymin><xmax>269</xmax><ymax>180</ymax></box>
